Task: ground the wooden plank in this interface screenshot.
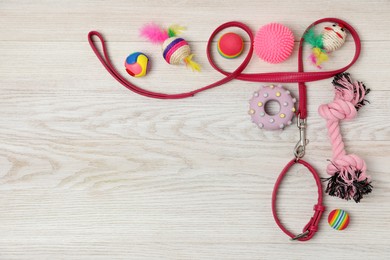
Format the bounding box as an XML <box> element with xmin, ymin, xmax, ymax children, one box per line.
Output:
<box><xmin>1</xmin><ymin>0</ymin><xmax>390</xmax><ymax>259</ymax></box>
<box><xmin>0</xmin><ymin>0</ymin><xmax>389</xmax><ymax>42</ymax></box>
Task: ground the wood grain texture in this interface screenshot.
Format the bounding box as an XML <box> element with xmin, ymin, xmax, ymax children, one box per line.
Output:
<box><xmin>1</xmin><ymin>0</ymin><xmax>390</xmax><ymax>259</ymax></box>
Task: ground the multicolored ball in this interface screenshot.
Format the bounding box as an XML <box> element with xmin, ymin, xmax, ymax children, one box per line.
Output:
<box><xmin>124</xmin><ymin>52</ymin><xmax>149</xmax><ymax>77</ymax></box>
<box><xmin>162</xmin><ymin>37</ymin><xmax>191</xmax><ymax>65</ymax></box>
<box><xmin>217</xmin><ymin>32</ymin><xmax>244</xmax><ymax>59</ymax></box>
<box><xmin>328</xmin><ymin>209</ymin><xmax>350</xmax><ymax>230</ymax></box>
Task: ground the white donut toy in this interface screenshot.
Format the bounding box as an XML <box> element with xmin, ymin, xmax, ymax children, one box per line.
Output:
<box><xmin>249</xmin><ymin>85</ymin><xmax>296</xmax><ymax>130</ymax></box>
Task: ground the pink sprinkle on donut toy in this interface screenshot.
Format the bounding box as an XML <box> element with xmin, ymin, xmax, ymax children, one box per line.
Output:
<box><xmin>249</xmin><ymin>85</ymin><xmax>296</xmax><ymax>130</ymax></box>
<box><xmin>254</xmin><ymin>23</ymin><xmax>294</xmax><ymax>64</ymax></box>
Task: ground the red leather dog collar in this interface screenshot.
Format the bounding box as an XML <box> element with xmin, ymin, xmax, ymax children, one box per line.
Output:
<box><xmin>272</xmin><ymin>159</ymin><xmax>325</xmax><ymax>241</ymax></box>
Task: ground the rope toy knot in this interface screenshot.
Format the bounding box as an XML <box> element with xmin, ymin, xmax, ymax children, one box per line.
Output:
<box><xmin>327</xmin><ymin>154</ymin><xmax>368</xmax><ymax>181</ymax></box>
<box><xmin>319</xmin><ymin>73</ymin><xmax>372</xmax><ymax>203</ymax></box>
<box><xmin>332</xmin><ymin>72</ymin><xmax>370</xmax><ymax>110</ymax></box>
<box><xmin>325</xmin><ymin>153</ymin><xmax>372</xmax><ymax>202</ymax></box>
<box><xmin>319</xmin><ymin>72</ymin><xmax>369</xmax><ymax>122</ymax></box>
<box><xmin>318</xmin><ymin>99</ymin><xmax>357</xmax><ymax>121</ymax></box>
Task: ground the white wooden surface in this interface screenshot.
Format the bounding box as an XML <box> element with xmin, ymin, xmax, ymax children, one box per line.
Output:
<box><xmin>1</xmin><ymin>0</ymin><xmax>390</xmax><ymax>259</ymax></box>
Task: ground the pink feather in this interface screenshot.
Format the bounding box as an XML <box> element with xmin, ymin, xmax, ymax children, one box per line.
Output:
<box><xmin>140</xmin><ymin>23</ymin><xmax>169</xmax><ymax>44</ymax></box>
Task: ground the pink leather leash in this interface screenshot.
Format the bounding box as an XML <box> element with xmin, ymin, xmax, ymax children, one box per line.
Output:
<box><xmin>88</xmin><ymin>18</ymin><xmax>361</xmax><ymax>241</ymax></box>
<box><xmin>88</xmin><ymin>18</ymin><xmax>361</xmax><ymax>119</ymax></box>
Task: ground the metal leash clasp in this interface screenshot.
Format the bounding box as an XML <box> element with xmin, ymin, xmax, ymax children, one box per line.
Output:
<box><xmin>294</xmin><ymin>114</ymin><xmax>309</xmax><ymax>160</ymax></box>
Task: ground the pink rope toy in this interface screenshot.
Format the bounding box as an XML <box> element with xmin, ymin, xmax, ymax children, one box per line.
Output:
<box><xmin>318</xmin><ymin>73</ymin><xmax>372</xmax><ymax>202</ymax></box>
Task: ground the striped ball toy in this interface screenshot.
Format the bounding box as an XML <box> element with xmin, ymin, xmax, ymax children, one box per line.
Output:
<box><xmin>162</xmin><ymin>37</ymin><xmax>191</xmax><ymax>65</ymax></box>
<box><xmin>217</xmin><ymin>32</ymin><xmax>244</xmax><ymax>59</ymax></box>
<box><xmin>140</xmin><ymin>23</ymin><xmax>200</xmax><ymax>71</ymax></box>
<box><xmin>328</xmin><ymin>209</ymin><xmax>350</xmax><ymax>230</ymax></box>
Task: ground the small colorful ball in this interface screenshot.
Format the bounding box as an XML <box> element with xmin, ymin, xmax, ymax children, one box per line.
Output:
<box><xmin>124</xmin><ymin>52</ymin><xmax>149</xmax><ymax>77</ymax></box>
<box><xmin>254</xmin><ymin>23</ymin><xmax>294</xmax><ymax>64</ymax></box>
<box><xmin>217</xmin><ymin>32</ymin><xmax>244</xmax><ymax>59</ymax></box>
<box><xmin>328</xmin><ymin>209</ymin><xmax>350</xmax><ymax>230</ymax></box>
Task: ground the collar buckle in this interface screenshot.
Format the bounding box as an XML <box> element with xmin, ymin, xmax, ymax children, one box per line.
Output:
<box><xmin>290</xmin><ymin>204</ymin><xmax>325</xmax><ymax>241</ymax></box>
<box><xmin>290</xmin><ymin>230</ymin><xmax>309</xmax><ymax>241</ymax></box>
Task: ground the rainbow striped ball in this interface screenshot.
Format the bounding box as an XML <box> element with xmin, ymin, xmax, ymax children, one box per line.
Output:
<box><xmin>328</xmin><ymin>209</ymin><xmax>350</xmax><ymax>230</ymax></box>
<box><xmin>162</xmin><ymin>37</ymin><xmax>191</xmax><ymax>65</ymax></box>
<box><xmin>125</xmin><ymin>52</ymin><xmax>149</xmax><ymax>77</ymax></box>
<box><xmin>217</xmin><ymin>32</ymin><xmax>244</xmax><ymax>59</ymax></box>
